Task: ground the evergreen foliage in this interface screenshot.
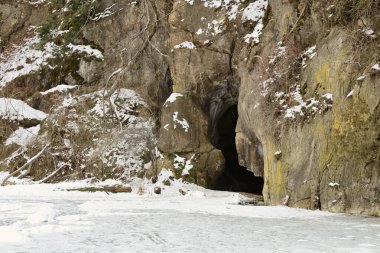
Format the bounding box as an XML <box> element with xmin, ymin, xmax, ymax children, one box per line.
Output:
<box><xmin>39</xmin><ymin>0</ymin><xmax>99</xmax><ymax>48</ymax></box>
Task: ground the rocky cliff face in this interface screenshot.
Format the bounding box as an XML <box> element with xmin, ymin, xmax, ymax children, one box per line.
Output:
<box><xmin>236</xmin><ymin>1</ymin><xmax>380</xmax><ymax>216</ymax></box>
<box><xmin>0</xmin><ymin>0</ymin><xmax>379</xmax><ymax>215</ymax></box>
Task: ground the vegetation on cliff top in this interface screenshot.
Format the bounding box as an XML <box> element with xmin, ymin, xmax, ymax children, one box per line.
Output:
<box><xmin>39</xmin><ymin>0</ymin><xmax>99</xmax><ymax>48</ymax></box>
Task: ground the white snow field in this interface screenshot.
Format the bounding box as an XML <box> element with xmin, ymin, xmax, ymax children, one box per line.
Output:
<box><xmin>0</xmin><ymin>182</ymin><xmax>379</xmax><ymax>253</ymax></box>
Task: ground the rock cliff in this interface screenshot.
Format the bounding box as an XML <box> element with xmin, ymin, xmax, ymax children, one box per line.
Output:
<box><xmin>0</xmin><ymin>0</ymin><xmax>379</xmax><ymax>215</ymax></box>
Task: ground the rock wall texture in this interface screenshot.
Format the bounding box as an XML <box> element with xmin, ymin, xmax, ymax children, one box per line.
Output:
<box><xmin>236</xmin><ymin>1</ymin><xmax>380</xmax><ymax>216</ymax></box>
<box><xmin>0</xmin><ymin>0</ymin><xmax>379</xmax><ymax>215</ymax></box>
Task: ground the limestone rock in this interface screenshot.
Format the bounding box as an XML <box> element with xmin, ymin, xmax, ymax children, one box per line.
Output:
<box><xmin>179</xmin><ymin>189</ymin><xmax>187</xmax><ymax>196</ymax></box>
<box><xmin>154</xmin><ymin>186</ymin><xmax>162</xmax><ymax>195</ymax></box>
<box><xmin>1</xmin><ymin>0</ymin><xmax>379</xmax><ymax>216</ymax></box>
<box><xmin>77</xmin><ymin>59</ymin><xmax>103</xmax><ymax>84</ymax></box>
<box><xmin>159</xmin><ymin>94</ymin><xmax>211</xmax><ymax>153</ymax></box>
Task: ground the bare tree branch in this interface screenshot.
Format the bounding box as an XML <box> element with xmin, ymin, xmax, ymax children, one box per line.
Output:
<box><xmin>38</xmin><ymin>166</ymin><xmax>64</xmax><ymax>184</ymax></box>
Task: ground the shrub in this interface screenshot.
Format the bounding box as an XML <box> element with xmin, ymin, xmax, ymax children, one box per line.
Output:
<box><xmin>39</xmin><ymin>0</ymin><xmax>99</xmax><ymax>48</ymax></box>
<box><xmin>330</xmin><ymin>0</ymin><xmax>380</xmax><ymax>26</ymax></box>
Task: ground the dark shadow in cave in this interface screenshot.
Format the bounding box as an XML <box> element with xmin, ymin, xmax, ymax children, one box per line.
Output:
<box><xmin>214</xmin><ymin>105</ymin><xmax>264</xmax><ymax>194</ymax></box>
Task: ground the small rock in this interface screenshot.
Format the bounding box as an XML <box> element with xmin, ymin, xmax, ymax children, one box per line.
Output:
<box><xmin>77</xmin><ymin>59</ymin><xmax>102</xmax><ymax>83</ymax></box>
<box><xmin>154</xmin><ymin>186</ymin><xmax>161</xmax><ymax>194</ymax></box>
<box><xmin>312</xmin><ymin>195</ymin><xmax>321</xmax><ymax>210</ymax></box>
<box><xmin>282</xmin><ymin>195</ymin><xmax>289</xmax><ymax>206</ymax></box>
<box><xmin>163</xmin><ymin>179</ymin><xmax>171</xmax><ymax>186</ymax></box>
<box><xmin>64</xmin><ymin>73</ymin><xmax>77</xmax><ymax>86</ymax></box>
<box><xmin>179</xmin><ymin>189</ymin><xmax>187</xmax><ymax>196</ymax></box>
<box><xmin>274</xmin><ymin>150</ymin><xmax>282</xmax><ymax>160</ymax></box>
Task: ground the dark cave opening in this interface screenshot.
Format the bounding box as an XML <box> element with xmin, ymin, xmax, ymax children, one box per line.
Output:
<box><xmin>214</xmin><ymin>105</ymin><xmax>264</xmax><ymax>195</ymax></box>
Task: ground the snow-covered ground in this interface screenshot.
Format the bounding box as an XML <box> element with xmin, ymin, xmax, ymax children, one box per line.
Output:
<box><xmin>0</xmin><ymin>180</ymin><xmax>379</xmax><ymax>253</ymax></box>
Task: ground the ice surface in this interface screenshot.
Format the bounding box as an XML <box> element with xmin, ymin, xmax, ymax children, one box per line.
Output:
<box><xmin>0</xmin><ymin>181</ymin><xmax>379</xmax><ymax>253</ymax></box>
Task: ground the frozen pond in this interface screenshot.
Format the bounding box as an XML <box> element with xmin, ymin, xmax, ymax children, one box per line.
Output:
<box><xmin>0</xmin><ymin>184</ymin><xmax>379</xmax><ymax>253</ymax></box>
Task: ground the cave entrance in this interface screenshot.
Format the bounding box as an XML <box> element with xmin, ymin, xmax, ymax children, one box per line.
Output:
<box><xmin>214</xmin><ymin>105</ymin><xmax>264</xmax><ymax>194</ymax></box>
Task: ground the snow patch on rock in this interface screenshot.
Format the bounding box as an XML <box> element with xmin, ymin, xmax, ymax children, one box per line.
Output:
<box><xmin>67</xmin><ymin>44</ymin><xmax>104</xmax><ymax>60</ymax></box>
<box><xmin>0</xmin><ymin>98</ymin><xmax>47</xmax><ymax>122</ymax></box>
<box><xmin>5</xmin><ymin>125</ymin><xmax>40</xmax><ymax>147</ymax></box>
<box><xmin>172</xmin><ymin>112</ymin><xmax>190</xmax><ymax>132</ymax></box>
<box><xmin>242</xmin><ymin>0</ymin><xmax>268</xmax><ymax>43</ymax></box>
<box><xmin>0</xmin><ymin>35</ymin><xmax>56</xmax><ymax>87</ymax></box>
<box><xmin>174</xmin><ymin>41</ymin><xmax>196</xmax><ymax>49</ymax></box>
<box><xmin>40</xmin><ymin>84</ymin><xmax>78</xmax><ymax>95</ymax></box>
<box><xmin>184</xmin><ymin>0</ymin><xmax>194</xmax><ymax>5</ymax></box>
<box><xmin>164</xmin><ymin>93</ymin><xmax>183</xmax><ymax>106</ymax></box>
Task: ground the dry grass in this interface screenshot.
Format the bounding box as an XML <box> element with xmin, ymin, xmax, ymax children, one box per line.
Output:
<box><xmin>331</xmin><ymin>0</ymin><xmax>380</xmax><ymax>26</ymax></box>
